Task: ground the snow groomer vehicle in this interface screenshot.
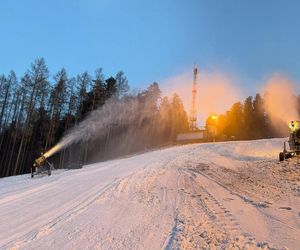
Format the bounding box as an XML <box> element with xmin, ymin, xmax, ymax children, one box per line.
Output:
<box><xmin>279</xmin><ymin>121</ymin><xmax>300</xmax><ymax>161</ymax></box>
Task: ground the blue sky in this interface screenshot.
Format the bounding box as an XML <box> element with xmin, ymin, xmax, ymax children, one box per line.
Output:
<box><xmin>1</xmin><ymin>0</ymin><xmax>300</xmax><ymax>94</ymax></box>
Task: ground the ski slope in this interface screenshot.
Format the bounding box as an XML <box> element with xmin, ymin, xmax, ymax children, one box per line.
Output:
<box><xmin>1</xmin><ymin>138</ymin><xmax>300</xmax><ymax>249</ymax></box>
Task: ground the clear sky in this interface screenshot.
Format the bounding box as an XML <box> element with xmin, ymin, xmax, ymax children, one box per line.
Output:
<box><xmin>1</xmin><ymin>0</ymin><xmax>300</xmax><ymax>94</ymax></box>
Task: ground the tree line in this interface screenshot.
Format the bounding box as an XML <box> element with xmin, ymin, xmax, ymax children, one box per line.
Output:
<box><xmin>0</xmin><ymin>58</ymin><xmax>189</xmax><ymax>178</ymax></box>
<box><xmin>205</xmin><ymin>93</ymin><xmax>300</xmax><ymax>141</ymax></box>
<box><xmin>4</xmin><ymin>58</ymin><xmax>296</xmax><ymax>178</ymax></box>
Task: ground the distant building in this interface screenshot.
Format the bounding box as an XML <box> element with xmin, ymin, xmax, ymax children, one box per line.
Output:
<box><xmin>176</xmin><ymin>129</ymin><xmax>206</xmax><ymax>142</ymax></box>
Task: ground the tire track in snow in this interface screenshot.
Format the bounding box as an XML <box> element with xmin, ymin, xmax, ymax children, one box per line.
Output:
<box><xmin>182</xmin><ymin>164</ymin><xmax>293</xmax><ymax>249</ymax></box>
<box><xmin>0</xmin><ymin>177</ymin><xmax>63</xmax><ymax>206</ymax></box>
<box><xmin>171</xmin><ymin>170</ymin><xmax>249</xmax><ymax>248</ymax></box>
<box><xmin>2</xmin><ymin>173</ymin><xmax>135</xmax><ymax>249</ymax></box>
<box><xmin>191</xmin><ymin>162</ymin><xmax>300</xmax><ymax>241</ymax></box>
<box><xmin>0</xmin><ymin>161</ymin><xmax>121</xmax><ymax>202</ymax></box>
<box><xmin>162</xmin><ymin>168</ymin><xmax>183</xmax><ymax>250</ymax></box>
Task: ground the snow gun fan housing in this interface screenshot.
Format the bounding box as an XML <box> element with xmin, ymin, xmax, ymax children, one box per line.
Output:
<box><xmin>279</xmin><ymin>121</ymin><xmax>300</xmax><ymax>161</ymax></box>
<box><xmin>33</xmin><ymin>154</ymin><xmax>46</xmax><ymax>168</ymax></box>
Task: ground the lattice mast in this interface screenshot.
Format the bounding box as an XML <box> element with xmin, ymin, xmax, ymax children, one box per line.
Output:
<box><xmin>189</xmin><ymin>64</ymin><xmax>198</xmax><ymax>130</ymax></box>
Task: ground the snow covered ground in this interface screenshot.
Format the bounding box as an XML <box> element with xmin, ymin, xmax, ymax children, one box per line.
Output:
<box><xmin>1</xmin><ymin>138</ymin><xmax>300</xmax><ymax>249</ymax></box>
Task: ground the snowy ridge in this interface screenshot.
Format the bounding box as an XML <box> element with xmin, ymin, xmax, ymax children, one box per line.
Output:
<box><xmin>1</xmin><ymin>138</ymin><xmax>300</xmax><ymax>249</ymax></box>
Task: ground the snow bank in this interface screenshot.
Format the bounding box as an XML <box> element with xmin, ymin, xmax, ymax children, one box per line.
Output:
<box><xmin>205</xmin><ymin>138</ymin><xmax>285</xmax><ymax>161</ymax></box>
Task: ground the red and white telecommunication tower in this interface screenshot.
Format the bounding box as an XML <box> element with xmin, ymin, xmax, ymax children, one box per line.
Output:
<box><xmin>189</xmin><ymin>64</ymin><xmax>198</xmax><ymax>130</ymax></box>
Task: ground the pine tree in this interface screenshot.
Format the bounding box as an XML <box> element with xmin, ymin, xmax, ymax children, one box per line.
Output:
<box><xmin>45</xmin><ymin>68</ymin><xmax>68</xmax><ymax>151</ymax></box>
<box><xmin>224</xmin><ymin>102</ymin><xmax>244</xmax><ymax>139</ymax></box>
<box><xmin>170</xmin><ymin>94</ymin><xmax>189</xmax><ymax>139</ymax></box>
<box><xmin>30</xmin><ymin>58</ymin><xmax>50</xmax><ymax>111</ymax></box>
<box><xmin>253</xmin><ymin>93</ymin><xmax>266</xmax><ymax>138</ymax></box>
<box><xmin>76</xmin><ymin>71</ymin><xmax>92</xmax><ymax>121</ymax></box>
<box><xmin>243</xmin><ymin>96</ymin><xmax>254</xmax><ymax>139</ymax></box>
<box><xmin>115</xmin><ymin>71</ymin><xmax>129</xmax><ymax>97</ymax></box>
<box><xmin>105</xmin><ymin>77</ymin><xmax>117</xmax><ymax>99</ymax></box>
<box><xmin>92</xmin><ymin>68</ymin><xmax>106</xmax><ymax>109</ymax></box>
<box><xmin>159</xmin><ymin>96</ymin><xmax>172</xmax><ymax>141</ymax></box>
<box><xmin>0</xmin><ymin>74</ymin><xmax>10</xmax><ymax>131</ymax></box>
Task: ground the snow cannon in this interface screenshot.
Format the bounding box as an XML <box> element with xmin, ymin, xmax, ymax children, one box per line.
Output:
<box><xmin>279</xmin><ymin>121</ymin><xmax>300</xmax><ymax>161</ymax></box>
<box><xmin>31</xmin><ymin>153</ymin><xmax>53</xmax><ymax>178</ymax></box>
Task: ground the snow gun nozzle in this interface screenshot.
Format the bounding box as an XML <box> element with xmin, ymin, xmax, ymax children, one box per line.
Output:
<box><xmin>33</xmin><ymin>143</ymin><xmax>63</xmax><ymax>168</ymax></box>
<box><xmin>33</xmin><ymin>153</ymin><xmax>46</xmax><ymax>168</ymax></box>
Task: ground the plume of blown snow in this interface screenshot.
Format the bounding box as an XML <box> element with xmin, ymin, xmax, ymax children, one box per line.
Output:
<box><xmin>262</xmin><ymin>75</ymin><xmax>299</xmax><ymax>134</ymax></box>
<box><xmin>44</xmin><ymin>96</ymin><xmax>153</xmax><ymax>158</ymax></box>
<box><xmin>160</xmin><ymin>70</ymin><xmax>241</xmax><ymax>126</ymax></box>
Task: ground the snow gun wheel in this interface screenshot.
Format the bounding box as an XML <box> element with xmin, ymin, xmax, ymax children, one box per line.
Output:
<box><xmin>285</xmin><ymin>153</ymin><xmax>292</xmax><ymax>159</ymax></box>
<box><xmin>279</xmin><ymin>152</ymin><xmax>285</xmax><ymax>161</ymax></box>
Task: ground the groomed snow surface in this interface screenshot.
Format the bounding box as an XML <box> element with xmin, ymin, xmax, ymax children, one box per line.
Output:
<box><xmin>1</xmin><ymin>138</ymin><xmax>300</xmax><ymax>249</ymax></box>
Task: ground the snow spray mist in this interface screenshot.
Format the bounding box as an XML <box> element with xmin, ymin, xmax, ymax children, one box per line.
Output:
<box><xmin>44</xmin><ymin>95</ymin><xmax>154</xmax><ymax>159</ymax></box>
<box><xmin>262</xmin><ymin>75</ymin><xmax>300</xmax><ymax>134</ymax></box>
